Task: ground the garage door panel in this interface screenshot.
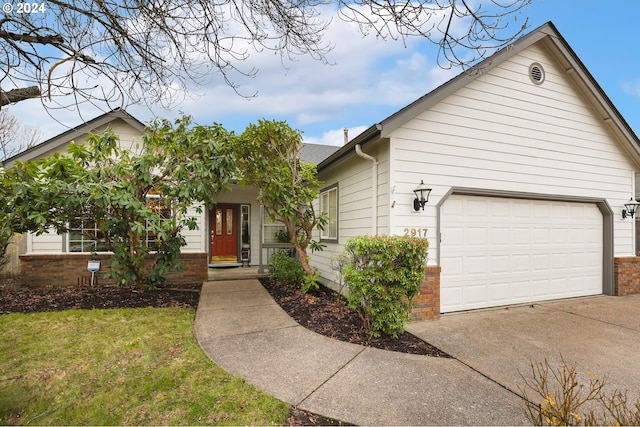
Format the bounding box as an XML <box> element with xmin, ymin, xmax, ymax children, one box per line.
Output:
<box><xmin>511</xmin><ymin>280</ymin><xmax>532</xmax><ymax>300</ymax></box>
<box><xmin>468</xmin><ymin>227</ymin><xmax>488</xmax><ymax>245</ymax></box>
<box><xmin>441</xmin><ymin>287</ymin><xmax>463</xmax><ymax>308</ymax></box>
<box><xmin>532</xmin><ymin>279</ymin><xmax>551</xmax><ymax>297</ymax></box>
<box><xmin>533</xmin><ymin>228</ymin><xmax>550</xmax><ymax>244</ymax></box>
<box><xmin>440</xmin><ymin>195</ymin><xmax>603</xmax><ymax>313</ymax></box>
<box><xmin>532</xmin><ymin>254</ymin><xmax>550</xmax><ymax>270</ymax></box>
<box><xmin>533</xmin><ymin>203</ymin><xmax>550</xmax><ymax>217</ymax></box>
<box><xmin>467</xmin><ymin>285</ymin><xmax>488</xmax><ymax>304</ymax></box>
<box><xmin>512</xmin><ymin>228</ymin><xmax>531</xmax><ymax>245</ymax></box>
<box><xmin>489</xmin><ymin>283</ymin><xmax>510</xmax><ymax>301</ymax></box>
<box><xmin>511</xmin><ymin>254</ymin><xmax>530</xmax><ymax>272</ymax></box>
<box><xmin>513</xmin><ymin>202</ymin><xmax>531</xmax><ymax>217</ymax></box>
<box><xmin>490</xmin><ymin>255</ymin><xmax>509</xmax><ymax>273</ymax></box>
<box><xmin>467</xmin><ymin>256</ymin><xmax>488</xmax><ymax>274</ymax></box>
<box><xmin>491</xmin><ymin>228</ymin><xmax>510</xmax><ymax>245</ymax></box>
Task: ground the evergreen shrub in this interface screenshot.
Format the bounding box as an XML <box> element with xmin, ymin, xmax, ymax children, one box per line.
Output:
<box><xmin>343</xmin><ymin>235</ymin><xmax>428</xmax><ymax>337</ymax></box>
<box><xmin>268</xmin><ymin>250</ymin><xmax>305</xmax><ymax>283</ymax></box>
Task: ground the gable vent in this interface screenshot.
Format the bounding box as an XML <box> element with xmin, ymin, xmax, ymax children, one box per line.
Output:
<box><xmin>529</xmin><ymin>63</ymin><xmax>545</xmax><ymax>85</ymax></box>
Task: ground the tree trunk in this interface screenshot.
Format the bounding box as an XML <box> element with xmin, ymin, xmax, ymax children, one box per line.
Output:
<box><xmin>284</xmin><ymin>218</ymin><xmax>315</xmax><ymax>276</ymax></box>
<box><xmin>295</xmin><ymin>243</ymin><xmax>315</xmax><ymax>276</ymax></box>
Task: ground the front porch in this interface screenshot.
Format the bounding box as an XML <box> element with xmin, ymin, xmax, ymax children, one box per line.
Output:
<box><xmin>206</xmin><ymin>244</ymin><xmax>295</xmax><ymax>281</ymax></box>
<box><xmin>207</xmin><ymin>265</ymin><xmax>269</xmax><ymax>281</ymax></box>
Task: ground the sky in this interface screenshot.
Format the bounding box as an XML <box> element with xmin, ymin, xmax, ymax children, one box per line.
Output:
<box><xmin>6</xmin><ymin>0</ymin><xmax>640</xmax><ymax>148</ymax></box>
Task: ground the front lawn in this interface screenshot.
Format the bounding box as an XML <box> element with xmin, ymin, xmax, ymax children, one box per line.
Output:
<box><xmin>0</xmin><ymin>307</ymin><xmax>289</xmax><ymax>425</ymax></box>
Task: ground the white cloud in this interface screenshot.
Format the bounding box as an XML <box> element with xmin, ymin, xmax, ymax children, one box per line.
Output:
<box><xmin>168</xmin><ymin>5</ymin><xmax>457</xmax><ymax>134</ymax></box>
<box><xmin>623</xmin><ymin>81</ymin><xmax>640</xmax><ymax>97</ymax></box>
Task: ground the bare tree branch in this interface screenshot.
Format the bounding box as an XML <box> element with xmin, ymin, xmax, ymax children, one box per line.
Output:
<box><xmin>0</xmin><ymin>0</ymin><xmax>531</xmax><ymax>112</ymax></box>
<box><xmin>0</xmin><ymin>86</ymin><xmax>41</xmax><ymax>106</ymax></box>
<box><xmin>0</xmin><ymin>109</ymin><xmax>43</xmax><ymax>160</ymax></box>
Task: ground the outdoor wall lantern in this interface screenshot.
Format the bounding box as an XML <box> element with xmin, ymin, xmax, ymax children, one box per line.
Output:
<box><xmin>413</xmin><ymin>180</ymin><xmax>432</xmax><ymax>211</ymax></box>
<box><xmin>622</xmin><ymin>197</ymin><xmax>640</xmax><ymax>219</ymax></box>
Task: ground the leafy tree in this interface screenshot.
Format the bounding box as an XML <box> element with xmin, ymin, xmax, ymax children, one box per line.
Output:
<box><xmin>0</xmin><ymin>115</ymin><xmax>235</xmax><ymax>289</ymax></box>
<box><xmin>0</xmin><ymin>0</ymin><xmax>531</xmax><ymax>109</ymax></box>
<box><xmin>232</xmin><ymin>119</ymin><xmax>327</xmax><ymax>287</ymax></box>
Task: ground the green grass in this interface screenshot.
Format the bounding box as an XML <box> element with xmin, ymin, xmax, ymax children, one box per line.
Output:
<box><xmin>0</xmin><ymin>308</ymin><xmax>290</xmax><ymax>425</ymax></box>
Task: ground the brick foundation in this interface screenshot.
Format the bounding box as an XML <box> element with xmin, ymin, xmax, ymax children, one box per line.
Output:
<box><xmin>19</xmin><ymin>252</ymin><xmax>208</xmax><ymax>288</ymax></box>
<box><xmin>614</xmin><ymin>257</ymin><xmax>640</xmax><ymax>296</ymax></box>
<box><xmin>411</xmin><ymin>266</ymin><xmax>441</xmax><ymax>321</ymax></box>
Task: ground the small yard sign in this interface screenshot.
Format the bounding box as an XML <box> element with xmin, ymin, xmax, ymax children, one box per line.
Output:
<box><xmin>87</xmin><ymin>260</ymin><xmax>100</xmax><ymax>286</ymax></box>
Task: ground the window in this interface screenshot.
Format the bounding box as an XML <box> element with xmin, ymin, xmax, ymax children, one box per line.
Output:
<box><xmin>68</xmin><ymin>218</ymin><xmax>108</xmax><ymax>252</ymax></box>
<box><xmin>320</xmin><ymin>185</ymin><xmax>338</xmax><ymax>241</ymax></box>
<box><xmin>241</xmin><ymin>205</ymin><xmax>250</xmax><ymax>246</ymax></box>
<box><xmin>144</xmin><ymin>194</ymin><xmax>172</xmax><ymax>250</ymax></box>
<box><xmin>68</xmin><ymin>194</ymin><xmax>172</xmax><ymax>253</ymax></box>
<box><xmin>263</xmin><ymin>211</ymin><xmax>288</xmax><ymax>244</ymax></box>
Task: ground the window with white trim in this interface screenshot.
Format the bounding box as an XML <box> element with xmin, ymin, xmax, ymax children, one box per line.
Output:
<box><xmin>263</xmin><ymin>211</ymin><xmax>288</xmax><ymax>244</ymax></box>
<box><xmin>68</xmin><ymin>194</ymin><xmax>172</xmax><ymax>253</ymax></box>
<box><xmin>144</xmin><ymin>194</ymin><xmax>172</xmax><ymax>250</ymax></box>
<box><xmin>320</xmin><ymin>185</ymin><xmax>338</xmax><ymax>241</ymax></box>
<box><xmin>68</xmin><ymin>218</ymin><xmax>108</xmax><ymax>252</ymax></box>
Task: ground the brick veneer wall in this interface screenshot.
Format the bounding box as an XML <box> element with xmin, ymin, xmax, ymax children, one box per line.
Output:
<box><xmin>614</xmin><ymin>257</ymin><xmax>640</xmax><ymax>296</ymax></box>
<box><xmin>411</xmin><ymin>266</ymin><xmax>441</xmax><ymax>321</ymax></box>
<box><xmin>19</xmin><ymin>252</ymin><xmax>208</xmax><ymax>288</ymax></box>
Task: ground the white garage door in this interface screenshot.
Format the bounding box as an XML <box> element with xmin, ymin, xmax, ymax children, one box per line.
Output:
<box><xmin>440</xmin><ymin>195</ymin><xmax>603</xmax><ymax>313</ymax></box>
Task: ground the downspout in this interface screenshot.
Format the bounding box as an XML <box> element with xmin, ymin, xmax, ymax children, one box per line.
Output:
<box><xmin>355</xmin><ymin>143</ymin><xmax>378</xmax><ymax>235</ymax></box>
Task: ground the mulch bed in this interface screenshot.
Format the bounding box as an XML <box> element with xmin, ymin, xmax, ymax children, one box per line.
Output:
<box><xmin>0</xmin><ymin>279</ymin><xmax>201</xmax><ymax>314</ymax></box>
<box><xmin>0</xmin><ymin>275</ymin><xmax>448</xmax><ymax>425</ymax></box>
<box><xmin>260</xmin><ymin>278</ymin><xmax>449</xmax><ymax>357</ymax></box>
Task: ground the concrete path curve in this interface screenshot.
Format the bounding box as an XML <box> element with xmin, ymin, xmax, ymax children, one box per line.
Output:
<box><xmin>194</xmin><ymin>279</ymin><xmax>528</xmax><ymax>425</ymax></box>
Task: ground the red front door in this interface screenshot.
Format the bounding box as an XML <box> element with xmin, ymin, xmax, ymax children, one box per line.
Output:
<box><xmin>210</xmin><ymin>205</ymin><xmax>238</xmax><ymax>262</ymax></box>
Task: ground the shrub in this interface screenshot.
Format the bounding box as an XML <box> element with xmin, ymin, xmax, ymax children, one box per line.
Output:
<box><xmin>268</xmin><ymin>250</ymin><xmax>305</xmax><ymax>283</ymax></box>
<box><xmin>329</xmin><ymin>252</ymin><xmax>351</xmax><ymax>297</ymax></box>
<box><xmin>521</xmin><ymin>358</ymin><xmax>640</xmax><ymax>425</ymax></box>
<box><xmin>343</xmin><ymin>235</ymin><xmax>428</xmax><ymax>338</ymax></box>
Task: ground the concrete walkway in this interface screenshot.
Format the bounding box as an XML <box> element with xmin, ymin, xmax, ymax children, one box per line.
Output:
<box><xmin>194</xmin><ymin>279</ymin><xmax>528</xmax><ymax>425</ymax></box>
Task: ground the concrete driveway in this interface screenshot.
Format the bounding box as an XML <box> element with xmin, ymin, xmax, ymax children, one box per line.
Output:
<box><xmin>407</xmin><ymin>294</ymin><xmax>640</xmax><ymax>402</ymax></box>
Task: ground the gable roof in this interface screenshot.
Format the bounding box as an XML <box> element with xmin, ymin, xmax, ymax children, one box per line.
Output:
<box><xmin>318</xmin><ymin>21</ymin><xmax>640</xmax><ymax>170</ymax></box>
<box><xmin>2</xmin><ymin>108</ymin><xmax>145</xmax><ymax>168</ymax></box>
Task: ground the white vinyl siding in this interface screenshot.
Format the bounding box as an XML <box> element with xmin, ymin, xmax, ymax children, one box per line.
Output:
<box><xmin>28</xmin><ymin>232</ymin><xmax>64</xmax><ymax>253</ymax></box>
<box><xmin>181</xmin><ymin>204</ymin><xmax>207</xmax><ymax>252</ymax></box>
<box><xmin>388</xmin><ymin>43</ymin><xmax>638</xmax><ymax>263</ymax></box>
<box><xmin>311</xmin><ymin>140</ymin><xmax>389</xmax><ymax>287</ymax></box>
<box><xmin>29</xmin><ymin>119</ymin><xmax>140</xmax><ymax>161</ymax></box>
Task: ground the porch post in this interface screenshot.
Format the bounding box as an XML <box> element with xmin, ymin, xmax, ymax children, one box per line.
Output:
<box><xmin>258</xmin><ymin>204</ymin><xmax>265</xmax><ymax>273</ymax></box>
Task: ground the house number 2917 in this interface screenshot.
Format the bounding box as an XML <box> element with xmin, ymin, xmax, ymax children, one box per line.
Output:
<box><xmin>403</xmin><ymin>228</ymin><xmax>428</xmax><ymax>237</ymax></box>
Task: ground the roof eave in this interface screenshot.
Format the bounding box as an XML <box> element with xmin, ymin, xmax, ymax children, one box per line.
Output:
<box><xmin>2</xmin><ymin>108</ymin><xmax>146</xmax><ymax>169</ymax></box>
<box><xmin>317</xmin><ymin>124</ymin><xmax>382</xmax><ymax>171</ymax></box>
<box><xmin>540</xmin><ymin>26</ymin><xmax>640</xmax><ymax>164</ymax></box>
